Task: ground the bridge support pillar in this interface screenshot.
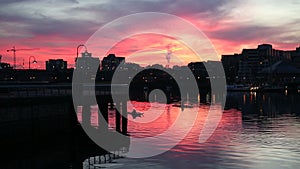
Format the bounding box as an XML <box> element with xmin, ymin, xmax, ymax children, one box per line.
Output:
<box><xmin>121</xmin><ymin>99</ymin><xmax>128</xmax><ymax>135</ymax></box>
<box><xmin>115</xmin><ymin>103</ymin><xmax>121</xmax><ymax>132</ymax></box>
<box><xmin>98</xmin><ymin>98</ymin><xmax>109</xmax><ymax>132</ymax></box>
<box><xmin>82</xmin><ymin>96</ymin><xmax>93</xmax><ymax>128</ymax></box>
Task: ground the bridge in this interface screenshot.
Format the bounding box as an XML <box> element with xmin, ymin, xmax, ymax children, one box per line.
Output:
<box><xmin>0</xmin><ymin>82</ymin><xmax>130</xmax><ymax>168</ymax></box>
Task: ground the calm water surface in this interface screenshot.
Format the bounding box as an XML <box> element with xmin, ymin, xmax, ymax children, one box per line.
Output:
<box><xmin>106</xmin><ymin>92</ymin><xmax>300</xmax><ymax>169</ymax></box>
<box><xmin>1</xmin><ymin>92</ymin><xmax>300</xmax><ymax>169</ymax></box>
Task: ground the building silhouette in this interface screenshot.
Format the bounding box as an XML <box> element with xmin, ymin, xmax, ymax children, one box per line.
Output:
<box><xmin>46</xmin><ymin>59</ymin><xmax>67</xmax><ymax>72</ymax></box>
<box><xmin>0</xmin><ymin>62</ymin><xmax>13</xmax><ymax>70</ymax></box>
<box><xmin>290</xmin><ymin>47</ymin><xmax>300</xmax><ymax>68</ymax></box>
<box><xmin>222</xmin><ymin>44</ymin><xmax>300</xmax><ymax>84</ymax></box>
<box><xmin>101</xmin><ymin>54</ymin><xmax>125</xmax><ymax>71</ymax></box>
<box><xmin>221</xmin><ymin>54</ymin><xmax>241</xmax><ymax>84</ymax></box>
<box><xmin>75</xmin><ymin>51</ymin><xmax>100</xmax><ymax>81</ymax></box>
<box><xmin>259</xmin><ymin>61</ymin><xmax>300</xmax><ymax>85</ymax></box>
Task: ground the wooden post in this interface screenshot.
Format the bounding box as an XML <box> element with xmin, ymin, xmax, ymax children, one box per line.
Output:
<box><xmin>82</xmin><ymin>102</ymin><xmax>91</xmax><ymax>127</ymax></box>
<box><xmin>115</xmin><ymin>102</ymin><xmax>121</xmax><ymax>132</ymax></box>
<box><xmin>98</xmin><ymin>99</ymin><xmax>109</xmax><ymax>131</ymax></box>
<box><xmin>200</xmin><ymin>91</ymin><xmax>207</xmax><ymax>104</ymax></box>
<box><xmin>121</xmin><ymin>99</ymin><xmax>128</xmax><ymax>135</ymax></box>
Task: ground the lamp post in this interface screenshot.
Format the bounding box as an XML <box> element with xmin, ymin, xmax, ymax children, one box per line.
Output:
<box><xmin>76</xmin><ymin>44</ymin><xmax>88</xmax><ymax>62</ymax></box>
<box><xmin>29</xmin><ymin>56</ymin><xmax>37</xmax><ymax>69</ymax></box>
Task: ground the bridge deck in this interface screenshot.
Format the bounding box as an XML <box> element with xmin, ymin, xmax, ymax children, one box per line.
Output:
<box><xmin>0</xmin><ymin>83</ymin><xmax>128</xmax><ymax>99</ymax></box>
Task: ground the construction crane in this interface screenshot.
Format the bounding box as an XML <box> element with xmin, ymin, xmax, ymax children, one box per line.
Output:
<box><xmin>7</xmin><ymin>46</ymin><xmax>39</xmax><ymax>69</ymax></box>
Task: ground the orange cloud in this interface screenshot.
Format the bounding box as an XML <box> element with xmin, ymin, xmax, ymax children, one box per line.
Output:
<box><xmin>105</xmin><ymin>33</ymin><xmax>205</xmax><ymax>67</ymax></box>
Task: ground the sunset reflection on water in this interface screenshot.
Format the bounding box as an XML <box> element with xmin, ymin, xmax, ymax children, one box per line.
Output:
<box><xmin>93</xmin><ymin>92</ymin><xmax>300</xmax><ymax>169</ymax></box>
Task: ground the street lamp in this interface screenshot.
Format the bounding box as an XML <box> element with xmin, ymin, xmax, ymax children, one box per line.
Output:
<box><xmin>29</xmin><ymin>56</ymin><xmax>37</xmax><ymax>69</ymax></box>
<box><xmin>76</xmin><ymin>44</ymin><xmax>88</xmax><ymax>62</ymax></box>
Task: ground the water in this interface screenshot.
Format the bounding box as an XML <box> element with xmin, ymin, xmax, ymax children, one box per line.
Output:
<box><xmin>0</xmin><ymin>92</ymin><xmax>300</xmax><ymax>168</ymax></box>
<box><xmin>107</xmin><ymin>92</ymin><xmax>300</xmax><ymax>169</ymax></box>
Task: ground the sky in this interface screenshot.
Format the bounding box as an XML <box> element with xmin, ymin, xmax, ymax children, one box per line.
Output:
<box><xmin>1</xmin><ymin>0</ymin><xmax>300</xmax><ymax>68</ymax></box>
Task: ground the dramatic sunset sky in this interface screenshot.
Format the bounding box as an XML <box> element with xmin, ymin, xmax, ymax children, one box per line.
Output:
<box><xmin>1</xmin><ymin>0</ymin><xmax>300</xmax><ymax>68</ymax></box>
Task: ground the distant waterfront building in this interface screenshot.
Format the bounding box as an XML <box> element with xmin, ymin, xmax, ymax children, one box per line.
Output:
<box><xmin>75</xmin><ymin>51</ymin><xmax>100</xmax><ymax>81</ymax></box>
<box><xmin>188</xmin><ymin>62</ymin><xmax>207</xmax><ymax>80</ymax></box>
<box><xmin>46</xmin><ymin>59</ymin><xmax>67</xmax><ymax>72</ymax></box>
<box><xmin>290</xmin><ymin>47</ymin><xmax>300</xmax><ymax>68</ymax></box>
<box><xmin>101</xmin><ymin>54</ymin><xmax>125</xmax><ymax>71</ymax></box>
<box><xmin>259</xmin><ymin>61</ymin><xmax>300</xmax><ymax>84</ymax></box>
<box><xmin>238</xmin><ymin>48</ymin><xmax>265</xmax><ymax>82</ymax></box>
<box><xmin>205</xmin><ymin>60</ymin><xmax>224</xmax><ymax>79</ymax></box>
<box><xmin>222</xmin><ymin>44</ymin><xmax>296</xmax><ymax>83</ymax></box>
<box><xmin>0</xmin><ymin>62</ymin><xmax>13</xmax><ymax>70</ymax></box>
<box><xmin>188</xmin><ymin>61</ymin><xmax>224</xmax><ymax>80</ymax></box>
<box><xmin>0</xmin><ymin>62</ymin><xmax>14</xmax><ymax>81</ymax></box>
<box><xmin>76</xmin><ymin>52</ymin><xmax>100</xmax><ymax>70</ymax></box>
<box><xmin>221</xmin><ymin>54</ymin><xmax>241</xmax><ymax>83</ymax></box>
<box><xmin>188</xmin><ymin>62</ymin><xmax>206</xmax><ymax>71</ymax></box>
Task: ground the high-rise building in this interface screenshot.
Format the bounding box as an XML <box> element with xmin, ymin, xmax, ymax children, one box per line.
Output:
<box><xmin>222</xmin><ymin>44</ymin><xmax>297</xmax><ymax>83</ymax></box>
<box><xmin>237</xmin><ymin>44</ymin><xmax>292</xmax><ymax>83</ymax></box>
